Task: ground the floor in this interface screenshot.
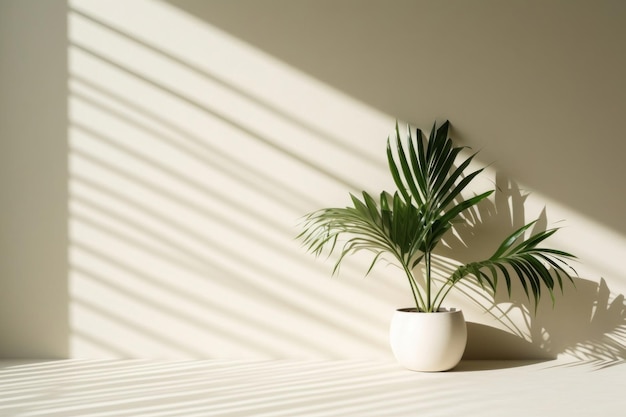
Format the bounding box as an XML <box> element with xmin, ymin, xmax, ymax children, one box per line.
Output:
<box><xmin>1</xmin><ymin>359</ymin><xmax>624</xmax><ymax>416</ymax></box>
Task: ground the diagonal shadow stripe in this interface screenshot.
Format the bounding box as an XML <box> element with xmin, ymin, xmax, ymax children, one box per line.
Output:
<box><xmin>69</xmin><ymin>144</ymin><xmax>390</xmax><ymax>331</ymax></box>
<box><xmin>70</xmin><ymin>42</ymin><xmax>365</xmax><ymax>193</ymax></box>
<box><xmin>69</xmin><ymin>7</ymin><xmax>386</xmax><ymax>170</ymax></box>
<box><xmin>72</xmin><ymin>262</ymin><xmax>288</xmax><ymax>357</ymax></box>
<box><xmin>69</xmin><ymin>78</ymin><xmax>321</xmax><ymax>212</ymax></box>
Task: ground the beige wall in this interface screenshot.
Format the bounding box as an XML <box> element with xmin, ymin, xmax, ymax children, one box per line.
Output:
<box><xmin>0</xmin><ymin>0</ymin><xmax>69</xmax><ymax>358</ymax></box>
<box><xmin>1</xmin><ymin>0</ymin><xmax>625</xmax><ymax>360</ymax></box>
<box><xmin>168</xmin><ymin>0</ymin><xmax>626</xmax><ymax>235</ymax></box>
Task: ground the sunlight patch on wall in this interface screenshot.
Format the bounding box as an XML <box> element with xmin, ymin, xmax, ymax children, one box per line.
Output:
<box><xmin>68</xmin><ymin>0</ymin><xmax>399</xmax><ymax>359</ymax></box>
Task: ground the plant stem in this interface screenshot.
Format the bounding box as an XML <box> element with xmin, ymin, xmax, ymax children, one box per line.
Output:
<box><xmin>425</xmin><ymin>250</ymin><xmax>432</xmax><ymax>311</ymax></box>
<box><xmin>433</xmin><ymin>269</ymin><xmax>466</xmax><ymax>310</ymax></box>
<box><xmin>433</xmin><ymin>281</ymin><xmax>454</xmax><ymax>311</ymax></box>
<box><xmin>402</xmin><ymin>261</ymin><xmax>424</xmax><ymax>311</ymax></box>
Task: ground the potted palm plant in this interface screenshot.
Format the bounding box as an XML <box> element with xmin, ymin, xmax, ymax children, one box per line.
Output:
<box><xmin>298</xmin><ymin>121</ymin><xmax>576</xmax><ymax>371</ymax></box>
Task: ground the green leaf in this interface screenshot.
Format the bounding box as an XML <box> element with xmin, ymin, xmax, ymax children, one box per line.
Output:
<box><xmin>491</xmin><ymin>221</ymin><xmax>537</xmax><ymax>259</ymax></box>
<box><xmin>437</xmin><ymin>190</ymin><xmax>494</xmax><ymax>227</ymax></box>
<box><xmin>387</xmin><ymin>137</ymin><xmax>410</xmax><ymax>202</ymax></box>
<box><xmin>494</xmin><ymin>263</ymin><xmax>512</xmax><ymax>297</ymax></box>
<box><xmin>408</xmin><ymin>133</ymin><xmax>427</xmax><ymax>204</ymax></box>
<box><xmin>511</xmin><ymin>228</ymin><xmax>558</xmax><ymax>253</ymax></box>
<box><xmin>396</xmin><ymin>135</ymin><xmax>422</xmax><ymax>204</ymax></box>
<box><xmin>508</xmin><ymin>260</ymin><xmax>531</xmax><ymax>300</ymax></box>
<box><xmin>362</xmin><ymin>191</ymin><xmax>382</xmax><ymax>227</ymax></box>
<box><xmin>430</xmin><ymin>146</ymin><xmax>466</xmax><ymax>203</ymax></box>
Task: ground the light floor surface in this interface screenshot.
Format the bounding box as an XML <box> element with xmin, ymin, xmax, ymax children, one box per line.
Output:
<box><xmin>0</xmin><ymin>359</ymin><xmax>624</xmax><ymax>417</ymax></box>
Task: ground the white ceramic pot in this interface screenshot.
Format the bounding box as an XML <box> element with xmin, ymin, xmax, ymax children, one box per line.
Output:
<box><xmin>389</xmin><ymin>308</ymin><xmax>467</xmax><ymax>372</ymax></box>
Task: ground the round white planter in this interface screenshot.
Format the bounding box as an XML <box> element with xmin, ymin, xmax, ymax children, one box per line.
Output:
<box><xmin>389</xmin><ymin>308</ymin><xmax>467</xmax><ymax>372</ymax></box>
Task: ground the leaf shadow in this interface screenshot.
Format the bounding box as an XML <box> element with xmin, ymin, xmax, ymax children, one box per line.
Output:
<box><xmin>434</xmin><ymin>172</ymin><xmax>626</xmax><ymax>364</ymax></box>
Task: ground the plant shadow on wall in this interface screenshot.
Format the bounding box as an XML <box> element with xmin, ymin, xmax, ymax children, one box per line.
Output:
<box><xmin>440</xmin><ymin>171</ymin><xmax>626</xmax><ymax>365</ymax></box>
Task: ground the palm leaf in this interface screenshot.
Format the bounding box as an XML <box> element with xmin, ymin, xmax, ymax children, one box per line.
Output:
<box><xmin>387</xmin><ymin>121</ymin><xmax>490</xmax><ymax>253</ymax></box>
<box><xmin>299</xmin><ymin>191</ymin><xmax>429</xmax><ymax>278</ymax></box>
<box><xmin>444</xmin><ymin>222</ymin><xmax>577</xmax><ymax>309</ymax></box>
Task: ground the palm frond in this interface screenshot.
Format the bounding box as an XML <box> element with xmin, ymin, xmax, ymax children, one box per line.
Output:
<box><xmin>442</xmin><ymin>222</ymin><xmax>577</xmax><ymax>311</ymax></box>
<box><xmin>387</xmin><ymin>121</ymin><xmax>491</xmax><ymax>252</ymax></box>
<box><xmin>298</xmin><ymin>191</ymin><xmax>429</xmax><ymax>276</ymax></box>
